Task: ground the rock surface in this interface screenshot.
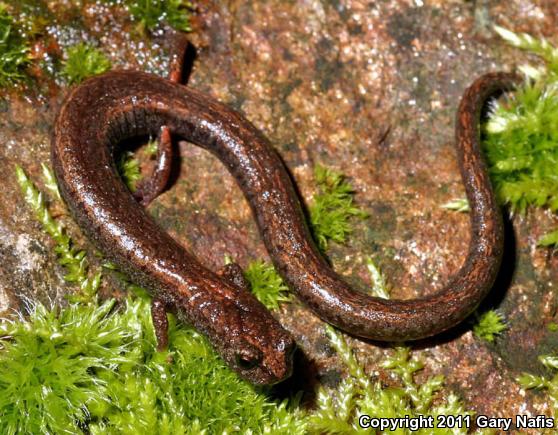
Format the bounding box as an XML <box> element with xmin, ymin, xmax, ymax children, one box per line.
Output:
<box><xmin>1</xmin><ymin>0</ymin><xmax>558</xmax><ymax>426</ymax></box>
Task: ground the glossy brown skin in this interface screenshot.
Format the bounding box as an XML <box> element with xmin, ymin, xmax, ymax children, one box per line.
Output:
<box><xmin>52</xmin><ymin>70</ymin><xmax>517</xmax><ymax>384</ymax></box>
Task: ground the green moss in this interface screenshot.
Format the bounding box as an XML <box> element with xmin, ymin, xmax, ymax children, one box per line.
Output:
<box><xmin>15</xmin><ymin>165</ymin><xmax>100</xmax><ymax>303</ymax></box>
<box><xmin>0</xmin><ymin>3</ymin><xmax>30</xmax><ymax>88</ymax></box>
<box><xmin>0</xmin><ymin>298</ymin><xmax>307</xmax><ymax>434</ymax></box>
<box><xmin>1</xmin><ymin>295</ymin><xmax>482</xmax><ymax>434</ymax></box>
<box><xmin>309</xmin><ymin>326</ymin><xmax>479</xmax><ymax>434</ymax></box>
<box><xmin>518</xmin><ymin>354</ymin><xmax>558</xmax><ymax>418</ymax></box>
<box><xmin>365</xmin><ymin>257</ymin><xmax>390</xmax><ymax>299</ymax></box>
<box><xmin>243</xmin><ymin>260</ymin><xmax>291</xmax><ymax>310</ymax></box>
<box><xmin>483</xmin><ymin>27</ymin><xmax>558</xmax><ymax>218</ymax></box>
<box><xmin>441</xmin><ymin>198</ymin><xmax>470</xmax><ymax>213</ymax></box>
<box><xmin>62</xmin><ymin>43</ymin><xmax>111</xmax><ymax>85</ymax></box>
<box><xmin>309</xmin><ymin>165</ymin><xmax>368</xmax><ymax>251</ymax></box>
<box><xmin>127</xmin><ymin>0</ymin><xmax>192</xmax><ymax>33</ymax></box>
<box><xmin>145</xmin><ymin>137</ymin><xmax>159</xmax><ymax>156</ymax></box>
<box><xmin>87</xmin><ymin>300</ymin><xmax>306</xmax><ymax>434</ymax></box>
<box><xmin>538</xmin><ymin>229</ymin><xmax>558</xmax><ymax>247</ymax></box>
<box><xmin>493</xmin><ymin>26</ymin><xmax>558</xmax><ymax>75</ymax></box>
<box><xmin>117</xmin><ymin>151</ymin><xmax>142</xmax><ymax>192</ymax></box>
<box><xmin>0</xmin><ymin>300</ymin><xmax>129</xmax><ymax>434</ymax></box>
<box><xmin>8</xmin><ymin>0</ymin><xmax>50</xmax><ymax>40</ymax></box>
<box><xmin>40</xmin><ymin>162</ymin><xmax>61</xmax><ymax>200</ymax></box>
<box><xmin>99</xmin><ymin>0</ymin><xmax>193</xmax><ymax>33</ymax></box>
<box><xmin>473</xmin><ymin>310</ymin><xmax>507</xmax><ymax>342</ymax></box>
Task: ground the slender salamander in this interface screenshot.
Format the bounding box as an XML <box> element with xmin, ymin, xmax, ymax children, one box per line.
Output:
<box><xmin>51</xmin><ymin>69</ymin><xmax>518</xmax><ymax>384</ymax></box>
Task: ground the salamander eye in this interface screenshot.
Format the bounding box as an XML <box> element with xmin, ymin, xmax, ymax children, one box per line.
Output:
<box><xmin>235</xmin><ymin>349</ymin><xmax>261</xmax><ymax>370</ymax></box>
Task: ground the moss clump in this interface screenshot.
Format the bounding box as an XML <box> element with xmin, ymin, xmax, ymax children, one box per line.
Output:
<box><xmin>244</xmin><ymin>260</ymin><xmax>291</xmax><ymax>310</ymax></box>
<box><xmin>0</xmin><ymin>3</ymin><xmax>29</xmax><ymax>88</ymax></box>
<box><xmin>309</xmin><ymin>326</ymin><xmax>476</xmax><ymax>434</ymax></box>
<box><xmin>15</xmin><ymin>165</ymin><xmax>100</xmax><ymax>303</ymax></box>
<box><xmin>309</xmin><ymin>165</ymin><xmax>368</xmax><ymax>251</ymax></box>
<box><xmin>538</xmin><ymin>229</ymin><xmax>558</xmax><ymax>247</ymax></box>
<box><xmin>366</xmin><ymin>257</ymin><xmax>390</xmax><ymax>299</ymax></box>
<box><xmin>483</xmin><ymin>27</ymin><xmax>558</xmax><ymax>217</ymax></box>
<box><xmin>0</xmin><ymin>300</ymin><xmax>129</xmax><ymax>434</ymax></box>
<box><xmin>118</xmin><ymin>151</ymin><xmax>142</xmax><ymax>192</ymax></box>
<box><xmin>127</xmin><ymin>0</ymin><xmax>193</xmax><ymax>33</ymax></box>
<box><xmin>0</xmin><ymin>297</ymin><xmax>306</xmax><ymax>434</ymax></box>
<box><xmin>145</xmin><ymin>137</ymin><xmax>159</xmax><ymax>156</ymax></box>
<box><xmin>518</xmin><ymin>354</ymin><xmax>558</xmax><ymax>418</ymax></box>
<box><xmin>1</xmin><ymin>296</ymin><xmax>481</xmax><ymax>434</ymax></box>
<box><xmin>62</xmin><ymin>43</ymin><xmax>111</xmax><ymax>85</ymax></box>
<box><xmin>473</xmin><ymin>310</ymin><xmax>507</xmax><ymax>342</ymax></box>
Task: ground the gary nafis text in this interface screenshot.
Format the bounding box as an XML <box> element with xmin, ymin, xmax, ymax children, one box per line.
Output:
<box><xmin>357</xmin><ymin>414</ymin><xmax>554</xmax><ymax>431</ymax></box>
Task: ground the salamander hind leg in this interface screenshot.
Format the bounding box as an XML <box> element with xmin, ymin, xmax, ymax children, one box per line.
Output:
<box><xmin>151</xmin><ymin>298</ymin><xmax>169</xmax><ymax>351</ymax></box>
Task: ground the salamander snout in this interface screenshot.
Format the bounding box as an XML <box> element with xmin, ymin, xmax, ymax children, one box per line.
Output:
<box><xmin>261</xmin><ymin>333</ymin><xmax>296</xmax><ymax>384</ymax></box>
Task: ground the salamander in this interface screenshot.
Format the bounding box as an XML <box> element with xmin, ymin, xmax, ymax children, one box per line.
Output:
<box><xmin>51</xmin><ymin>68</ymin><xmax>517</xmax><ymax>385</ymax></box>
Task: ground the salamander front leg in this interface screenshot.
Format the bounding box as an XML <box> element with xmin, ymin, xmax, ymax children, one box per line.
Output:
<box><xmin>151</xmin><ymin>298</ymin><xmax>169</xmax><ymax>351</ymax></box>
<box><xmin>133</xmin><ymin>35</ymin><xmax>191</xmax><ymax>207</ymax></box>
<box><xmin>133</xmin><ymin>127</ymin><xmax>173</xmax><ymax>206</ymax></box>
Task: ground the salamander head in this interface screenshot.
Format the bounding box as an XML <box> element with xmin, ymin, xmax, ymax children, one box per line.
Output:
<box><xmin>175</xmin><ymin>280</ymin><xmax>295</xmax><ymax>385</ymax></box>
<box><xmin>218</xmin><ymin>296</ymin><xmax>296</xmax><ymax>385</ymax></box>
